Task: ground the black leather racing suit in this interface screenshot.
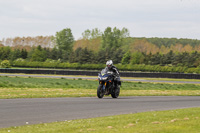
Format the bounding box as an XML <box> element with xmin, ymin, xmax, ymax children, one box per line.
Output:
<box><xmin>105</xmin><ymin>65</ymin><xmax>121</xmax><ymax>86</ymax></box>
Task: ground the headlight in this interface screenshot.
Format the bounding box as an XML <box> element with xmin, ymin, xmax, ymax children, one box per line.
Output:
<box><xmin>101</xmin><ymin>77</ymin><xmax>108</xmax><ymax>80</ymax></box>
<box><xmin>98</xmin><ymin>76</ymin><xmax>108</xmax><ymax>80</ymax></box>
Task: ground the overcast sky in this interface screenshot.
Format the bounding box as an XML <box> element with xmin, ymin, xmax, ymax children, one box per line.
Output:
<box><xmin>0</xmin><ymin>0</ymin><xmax>200</xmax><ymax>40</ymax></box>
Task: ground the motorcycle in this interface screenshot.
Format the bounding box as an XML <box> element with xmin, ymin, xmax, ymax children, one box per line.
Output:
<box><xmin>97</xmin><ymin>68</ymin><xmax>121</xmax><ymax>98</ymax></box>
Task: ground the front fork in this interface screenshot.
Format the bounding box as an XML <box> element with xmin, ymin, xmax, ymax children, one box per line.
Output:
<box><xmin>100</xmin><ymin>81</ymin><xmax>107</xmax><ymax>92</ymax></box>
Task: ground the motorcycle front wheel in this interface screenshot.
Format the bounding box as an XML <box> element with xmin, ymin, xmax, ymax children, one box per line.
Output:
<box><xmin>97</xmin><ymin>85</ymin><xmax>104</xmax><ymax>98</ymax></box>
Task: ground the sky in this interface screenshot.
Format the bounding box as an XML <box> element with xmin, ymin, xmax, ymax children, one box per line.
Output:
<box><xmin>0</xmin><ymin>0</ymin><xmax>200</xmax><ymax>41</ymax></box>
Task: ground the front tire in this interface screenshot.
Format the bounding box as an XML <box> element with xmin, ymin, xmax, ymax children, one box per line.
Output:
<box><xmin>97</xmin><ymin>85</ymin><xmax>104</xmax><ymax>98</ymax></box>
<box><xmin>111</xmin><ymin>85</ymin><xmax>120</xmax><ymax>98</ymax></box>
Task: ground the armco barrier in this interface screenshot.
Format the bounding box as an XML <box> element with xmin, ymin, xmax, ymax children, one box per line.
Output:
<box><xmin>120</xmin><ymin>72</ymin><xmax>200</xmax><ymax>79</ymax></box>
<box><xmin>1</xmin><ymin>68</ymin><xmax>200</xmax><ymax>79</ymax></box>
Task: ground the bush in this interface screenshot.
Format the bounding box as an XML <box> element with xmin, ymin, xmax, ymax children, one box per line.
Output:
<box><xmin>0</xmin><ymin>60</ymin><xmax>11</xmax><ymax>68</ymax></box>
<box><xmin>10</xmin><ymin>60</ymin><xmax>200</xmax><ymax>74</ymax></box>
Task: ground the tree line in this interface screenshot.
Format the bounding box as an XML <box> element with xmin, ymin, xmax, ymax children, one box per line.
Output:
<box><xmin>1</xmin><ymin>27</ymin><xmax>200</xmax><ymax>70</ymax></box>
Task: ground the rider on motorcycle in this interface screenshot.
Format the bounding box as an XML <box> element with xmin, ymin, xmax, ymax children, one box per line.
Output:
<box><xmin>105</xmin><ymin>60</ymin><xmax>121</xmax><ymax>86</ymax></box>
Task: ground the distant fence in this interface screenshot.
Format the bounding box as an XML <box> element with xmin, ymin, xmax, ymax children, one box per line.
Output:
<box><xmin>1</xmin><ymin>68</ymin><xmax>200</xmax><ymax>79</ymax></box>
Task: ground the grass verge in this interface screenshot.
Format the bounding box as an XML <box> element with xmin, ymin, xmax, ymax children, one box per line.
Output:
<box><xmin>0</xmin><ymin>76</ymin><xmax>200</xmax><ymax>98</ymax></box>
<box><xmin>1</xmin><ymin>88</ymin><xmax>200</xmax><ymax>99</ymax></box>
<box><xmin>1</xmin><ymin>107</ymin><xmax>200</xmax><ymax>133</ymax></box>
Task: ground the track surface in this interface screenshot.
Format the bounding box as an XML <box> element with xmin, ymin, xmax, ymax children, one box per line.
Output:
<box><xmin>1</xmin><ymin>73</ymin><xmax>200</xmax><ymax>84</ymax></box>
<box><xmin>1</xmin><ymin>96</ymin><xmax>200</xmax><ymax>128</ymax></box>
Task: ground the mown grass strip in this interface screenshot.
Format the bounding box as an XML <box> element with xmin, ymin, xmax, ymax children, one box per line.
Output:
<box><xmin>1</xmin><ymin>76</ymin><xmax>200</xmax><ymax>98</ymax></box>
<box><xmin>1</xmin><ymin>107</ymin><xmax>200</xmax><ymax>133</ymax></box>
<box><xmin>0</xmin><ymin>76</ymin><xmax>200</xmax><ymax>90</ymax></box>
<box><xmin>1</xmin><ymin>88</ymin><xmax>200</xmax><ymax>99</ymax></box>
<box><xmin>0</xmin><ymin>88</ymin><xmax>96</xmax><ymax>99</ymax></box>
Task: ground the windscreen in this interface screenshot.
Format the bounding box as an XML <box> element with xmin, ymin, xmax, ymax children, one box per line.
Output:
<box><xmin>101</xmin><ymin>68</ymin><xmax>113</xmax><ymax>75</ymax></box>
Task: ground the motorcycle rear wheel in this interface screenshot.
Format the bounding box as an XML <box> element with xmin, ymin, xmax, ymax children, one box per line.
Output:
<box><xmin>97</xmin><ymin>85</ymin><xmax>104</xmax><ymax>98</ymax></box>
<box><xmin>111</xmin><ymin>85</ymin><xmax>120</xmax><ymax>98</ymax></box>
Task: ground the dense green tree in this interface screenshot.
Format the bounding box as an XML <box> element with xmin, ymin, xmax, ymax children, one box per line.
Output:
<box><xmin>172</xmin><ymin>53</ymin><xmax>183</xmax><ymax>66</ymax></box>
<box><xmin>55</xmin><ymin>28</ymin><xmax>74</xmax><ymax>61</ymax></box>
<box><xmin>9</xmin><ymin>49</ymin><xmax>21</xmax><ymax>61</ymax></box>
<box><xmin>69</xmin><ymin>47</ymin><xmax>95</xmax><ymax>64</ymax></box>
<box><xmin>142</xmin><ymin>52</ymin><xmax>151</xmax><ymax>65</ymax></box>
<box><xmin>79</xmin><ymin>48</ymin><xmax>93</xmax><ymax>64</ymax></box>
<box><xmin>112</xmin><ymin>48</ymin><xmax>124</xmax><ymax>64</ymax></box>
<box><xmin>185</xmin><ymin>51</ymin><xmax>199</xmax><ymax>67</ymax></box>
<box><xmin>130</xmin><ymin>52</ymin><xmax>145</xmax><ymax>65</ymax></box>
<box><xmin>151</xmin><ymin>52</ymin><xmax>162</xmax><ymax>65</ymax></box>
<box><xmin>69</xmin><ymin>51</ymin><xmax>76</xmax><ymax>63</ymax></box>
<box><xmin>91</xmin><ymin>28</ymin><xmax>102</xmax><ymax>39</ymax></box>
<box><xmin>21</xmin><ymin>49</ymin><xmax>28</xmax><ymax>59</ymax></box>
<box><xmin>102</xmin><ymin>27</ymin><xmax>113</xmax><ymax>49</ymax></box>
<box><xmin>101</xmin><ymin>27</ymin><xmax>129</xmax><ymax>49</ymax></box>
<box><xmin>181</xmin><ymin>52</ymin><xmax>191</xmax><ymax>67</ymax></box>
<box><xmin>96</xmin><ymin>49</ymin><xmax>107</xmax><ymax>64</ymax></box>
<box><xmin>43</xmin><ymin>48</ymin><xmax>51</xmax><ymax>59</ymax></box>
<box><xmin>160</xmin><ymin>50</ymin><xmax>175</xmax><ymax>65</ymax></box>
<box><xmin>192</xmin><ymin>51</ymin><xmax>200</xmax><ymax>67</ymax></box>
<box><xmin>82</xmin><ymin>29</ymin><xmax>91</xmax><ymax>39</ymax></box>
<box><xmin>121</xmin><ymin>51</ymin><xmax>131</xmax><ymax>64</ymax></box>
<box><xmin>31</xmin><ymin>45</ymin><xmax>47</xmax><ymax>62</ymax></box>
<box><xmin>49</xmin><ymin>47</ymin><xmax>62</xmax><ymax>60</ymax></box>
<box><xmin>0</xmin><ymin>46</ymin><xmax>11</xmax><ymax>60</ymax></box>
<box><xmin>27</xmin><ymin>47</ymin><xmax>35</xmax><ymax>60</ymax></box>
<box><xmin>82</xmin><ymin>28</ymin><xmax>102</xmax><ymax>40</ymax></box>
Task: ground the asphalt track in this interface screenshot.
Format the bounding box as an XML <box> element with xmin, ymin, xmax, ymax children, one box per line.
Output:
<box><xmin>1</xmin><ymin>73</ymin><xmax>200</xmax><ymax>84</ymax></box>
<box><xmin>1</xmin><ymin>96</ymin><xmax>200</xmax><ymax>128</ymax></box>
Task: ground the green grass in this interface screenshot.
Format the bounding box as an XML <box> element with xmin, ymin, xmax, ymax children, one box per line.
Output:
<box><xmin>1</xmin><ymin>107</ymin><xmax>200</xmax><ymax>133</ymax></box>
<box><xmin>1</xmin><ymin>76</ymin><xmax>200</xmax><ymax>98</ymax></box>
<box><xmin>0</xmin><ymin>76</ymin><xmax>96</xmax><ymax>89</ymax></box>
<box><xmin>0</xmin><ymin>76</ymin><xmax>200</xmax><ymax>90</ymax></box>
